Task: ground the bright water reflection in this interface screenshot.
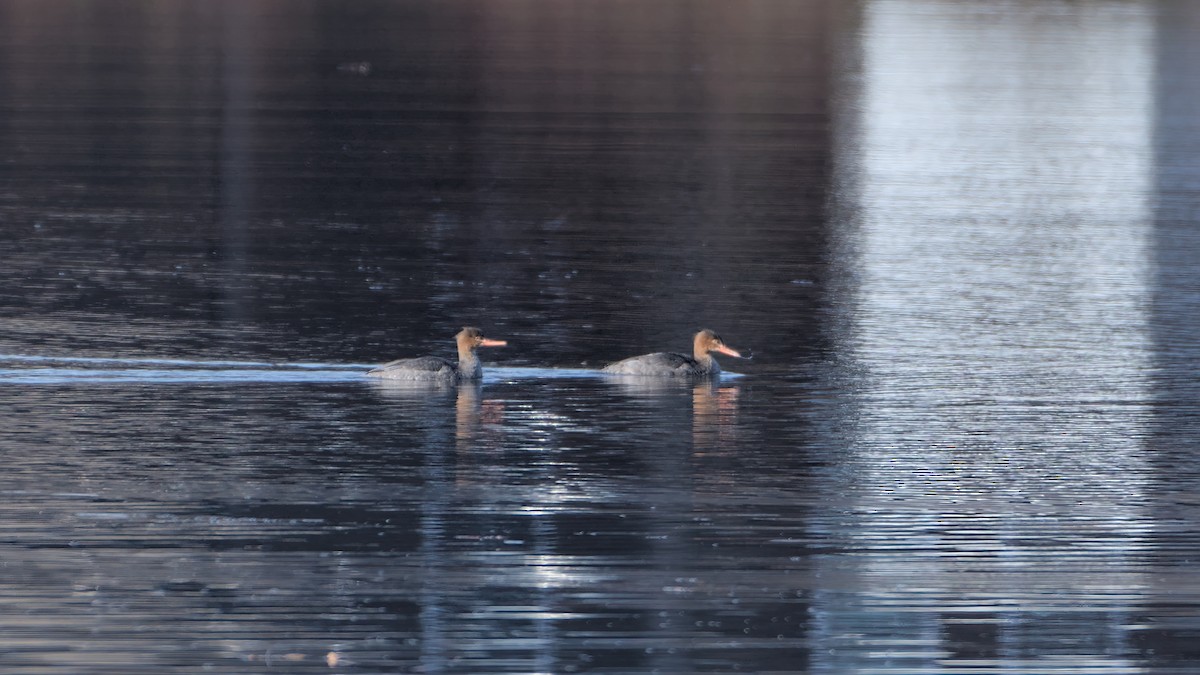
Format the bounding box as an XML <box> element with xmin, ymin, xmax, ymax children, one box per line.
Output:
<box><xmin>818</xmin><ymin>1</ymin><xmax>1180</xmax><ymax>673</ymax></box>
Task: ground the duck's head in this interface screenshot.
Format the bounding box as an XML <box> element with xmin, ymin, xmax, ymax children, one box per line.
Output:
<box><xmin>457</xmin><ymin>326</ymin><xmax>508</xmax><ymax>352</ymax></box>
<box><xmin>694</xmin><ymin>329</ymin><xmax>741</xmax><ymax>359</ymax></box>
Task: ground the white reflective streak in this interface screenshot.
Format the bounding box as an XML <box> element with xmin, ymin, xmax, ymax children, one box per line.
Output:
<box><xmin>819</xmin><ymin>1</ymin><xmax>1156</xmax><ymax>672</ymax></box>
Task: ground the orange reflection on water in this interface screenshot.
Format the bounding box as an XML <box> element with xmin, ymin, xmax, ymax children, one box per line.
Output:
<box><xmin>692</xmin><ymin>382</ymin><xmax>740</xmax><ymax>455</ymax></box>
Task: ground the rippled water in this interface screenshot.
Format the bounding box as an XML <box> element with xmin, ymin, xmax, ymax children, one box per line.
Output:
<box><xmin>2</xmin><ymin>0</ymin><xmax>1200</xmax><ymax>673</ymax></box>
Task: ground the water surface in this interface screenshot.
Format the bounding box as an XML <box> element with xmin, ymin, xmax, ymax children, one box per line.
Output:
<box><xmin>2</xmin><ymin>1</ymin><xmax>1200</xmax><ymax>673</ymax></box>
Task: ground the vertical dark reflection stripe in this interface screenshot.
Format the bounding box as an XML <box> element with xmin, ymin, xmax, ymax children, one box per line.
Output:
<box><xmin>218</xmin><ymin>2</ymin><xmax>254</xmax><ymax>328</ymax></box>
<box><xmin>1152</xmin><ymin>3</ymin><xmax>1200</xmax><ymax>400</ymax></box>
<box><xmin>1145</xmin><ymin>3</ymin><xmax>1200</xmax><ymax>667</ymax></box>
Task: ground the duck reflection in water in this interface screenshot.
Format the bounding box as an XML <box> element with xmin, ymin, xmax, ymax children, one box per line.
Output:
<box><xmin>603</xmin><ymin>376</ymin><xmax>741</xmax><ymax>454</ymax></box>
<box><xmin>452</xmin><ymin>381</ymin><xmax>505</xmax><ymax>443</ymax></box>
<box><xmin>691</xmin><ymin>381</ymin><xmax>740</xmax><ymax>454</ymax></box>
<box><xmin>369</xmin><ymin>379</ymin><xmax>505</xmax><ymax>447</ymax></box>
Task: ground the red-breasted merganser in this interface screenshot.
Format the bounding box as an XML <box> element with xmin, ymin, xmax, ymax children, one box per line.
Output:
<box><xmin>367</xmin><ymin>327</ymin><xmax>507</xmax><ymax>381</ymax></box>
<box><xmin>602</xmin><ymin>329</ymin><xmax>742</xmax><ymax>377</ymax></box>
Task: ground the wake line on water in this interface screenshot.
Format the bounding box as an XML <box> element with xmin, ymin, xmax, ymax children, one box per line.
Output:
<box><xmin>0</xmin><ymin>368</ymin><xmax>367</xmax><ymax>384</ymax></box>
<box><xmin>0</xmin><ymin>353</ymin><xmax>373</xmax><ymax>369</ymax></box>
<box><xmin>0</xmin><ymin>352</ymin><xmax>374</xmax><ymax>384</ymax></box>
<box><xmin>0</xmin><ymin>366</ymin><xmax>608</xmax><ymax>384</ymax></box>
<box><xmin>0</xmin><ymin>355</ymin><xmax>740</xmax><ymax>384</ymax></box>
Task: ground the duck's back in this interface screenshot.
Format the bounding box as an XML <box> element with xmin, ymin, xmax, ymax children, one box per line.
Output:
<box><xmin>602</xmin><ymin>351</ymin><xmax>707</xmax><ymax>377</ymax></box>
<box><xmin>367</xmin><ymin>356</ymin><xmax>458</xmax><ymax>380</ymax></box>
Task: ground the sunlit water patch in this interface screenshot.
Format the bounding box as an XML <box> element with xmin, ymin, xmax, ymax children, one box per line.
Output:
<box><xmin>820</xmin><ymin>2</ymin><xmax>1166</xmax><ymax>673</ymax></box>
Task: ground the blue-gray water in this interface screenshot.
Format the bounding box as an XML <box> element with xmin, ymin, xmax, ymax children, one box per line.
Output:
<box><xmin>2</xmin><ymin>1</ymin><xmax>1200</xmax><ymax>673</ymax></box>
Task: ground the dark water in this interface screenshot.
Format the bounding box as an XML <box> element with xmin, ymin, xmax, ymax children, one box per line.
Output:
<box><xmin>2</xmin><ymin>0</ymin><xmax>1200</xmax><ymax>672</ymax></box>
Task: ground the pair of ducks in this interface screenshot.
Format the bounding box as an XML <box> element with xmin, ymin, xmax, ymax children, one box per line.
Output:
<box><xmin>367</xmin><ymin>327</ymin><xmax>743</xmax><ymax>381</ymax></box>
